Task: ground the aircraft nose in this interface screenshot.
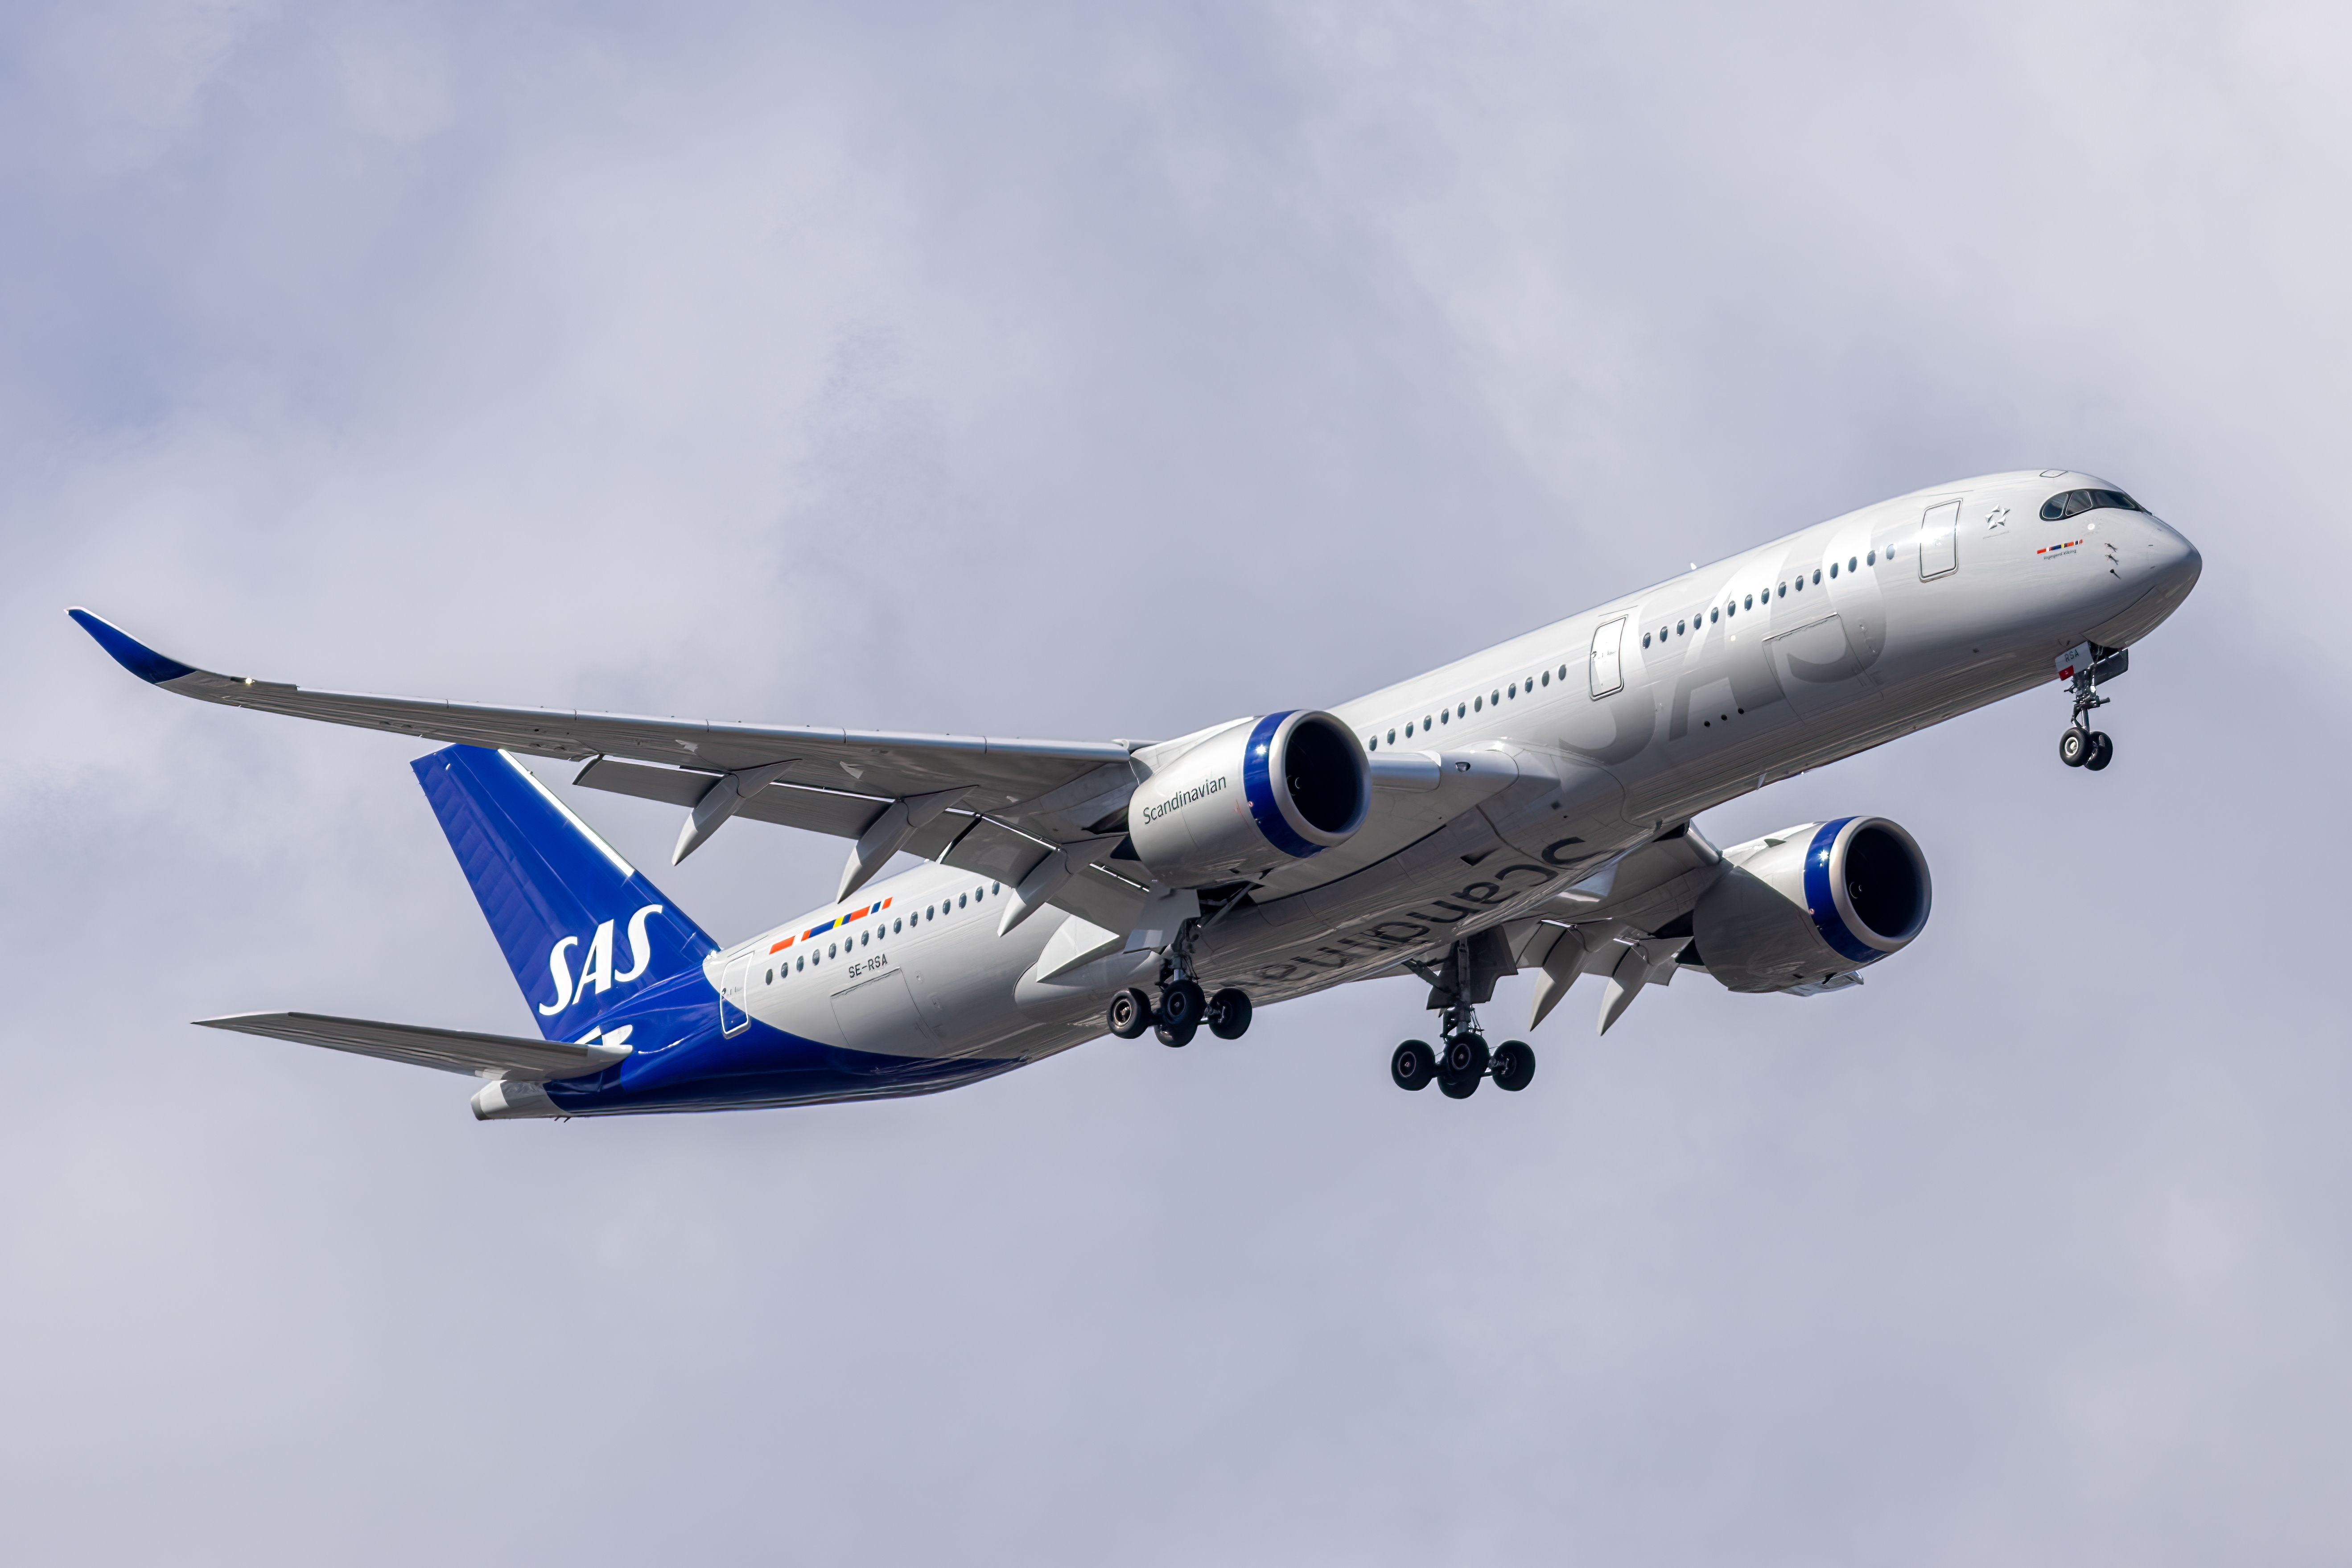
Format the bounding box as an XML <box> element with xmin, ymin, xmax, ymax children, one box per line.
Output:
<box><xmin>2148</xmin><ymin>517</ymin><xmax>2203</xmax><ymax>595</ymax></box>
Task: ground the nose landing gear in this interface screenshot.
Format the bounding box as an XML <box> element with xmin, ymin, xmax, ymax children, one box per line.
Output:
<box><xmin>2057</xmin><ymin>642</ymin><xmax>2125</xmax><ymax>773</ymax></box>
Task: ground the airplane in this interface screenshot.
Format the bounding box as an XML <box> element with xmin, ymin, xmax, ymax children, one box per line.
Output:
<box><xmin>69</xmin><ymin>469</ymin><xmax>2200</xmax><ymax>1117</ymax></box>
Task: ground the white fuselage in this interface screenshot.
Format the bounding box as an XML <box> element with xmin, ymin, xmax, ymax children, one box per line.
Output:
<box><xmin>714</xmin><ymin>469</ymin><xmax>2200</xmax><ymax>1067</ymax></box>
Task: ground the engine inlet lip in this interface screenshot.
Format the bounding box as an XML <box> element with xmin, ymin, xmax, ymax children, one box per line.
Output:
<box><xmin>1825</xmin><ymin>816</ymin><xmax>1932</xmax><ymax>952</ymax></box>
<box><xmin>1256</xmin><ymin>709</ymin><xmax>1370</xmax><ymax>850</ymax></box>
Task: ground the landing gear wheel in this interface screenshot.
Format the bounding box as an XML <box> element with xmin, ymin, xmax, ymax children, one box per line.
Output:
<box><xmin>1206</xmin><ymin>988</ymin><xmax>1253</xmax><ymax>1040</ymax></box>
<box><xmin>1441</xmin><ymin>1033</ymin><xmax>1490</xmax><ymax>1078</ymax></box>
<box><xmin>2059</xmin><ymin>727</ymin><xmax>2091</xmax><ymax>768</ymax></box>
<box><xmin>1106</xmin><ymin>988</ymin><xmax>1153</xmax><ymax>1040</ymax></box>
<box><xmin>1158</xmin><ymin>979</ymin><xmax>1205</xmax><ymax>1033</ymax></box>
<box><xmin>2084</xmin><ymin>730</ymin><xmax>2114</xmax><ymax>771</ymax></box>
<box><xmin>1438</xmin><ymin>1067</ymin><xmax>1482</xmax><ymax>1099</ymax></box>
<box><xmin>1491</xmin><ymin>1040</ymin><xmax>1536</xmax><ymax>1092</ymax></box>
<box><xmin>1154</xmin><ymin>1015</ymin><xmax>1198</xmax><ymax>1047</ymax></box>
<box><xmin>1391</xmin><ymin>1040</ymin><xmax>1435</xmax><ymax>1091</ymax></box>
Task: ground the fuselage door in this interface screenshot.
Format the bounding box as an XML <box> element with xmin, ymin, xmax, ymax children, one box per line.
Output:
<box><xmin>718</xmin><ymin>952</ymin><xmax>752</xmax><ymax>1036</ymax></box>
<box><xmin>1589</xmin><ymin>617</ymin><xmax>1627</xmax><ymax>698</ymax></box>
<box><xmin>1918</xmin><ymin>499</ymin><xmax>1960</xmax><ymax>580</ymax></box>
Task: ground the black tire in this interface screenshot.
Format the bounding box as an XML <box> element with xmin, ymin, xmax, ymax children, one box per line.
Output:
<box><xmin>1207</xmin><ymin>988</ymin><xmax>1254</xmax><ymax>1040</ymax></box>
<box><xmin>1438</xmin><ymin>1068</ymin><xmax>1481</xmax><ymax>1099</ymax></box>
<box><xmin>1442</xmin><ymin>1033</ymin><xmax>1490</xmax><ymax>1078</ymax></box>
<box><xmin>1391</xmin><ymin>1040</ymin><xmax>1435</xmax><ymax>1091</ymax></box>
<box><xmin>1106</xmin><ymin>988</ymin><xmax>1153</xmax><ymax>1040</ymax></box>
<box><xmin>1159</xmin><ymin>978</ymin><xmax>1205</xmax><ymax>1033</ymax></box>
<box><xmin>1492</xmin><ymin>1040</ymin><xmax>1536</xmax><ymax>1092</ymax></box>
<box><xmin>2059</xmin><ymin>727</ymin><xmax>2090</xmax><ymax>767</ymax></box>
<box><xmin>1155</xmin><ymin>1015</ymin><xmax>1197</xmax><ymax>1048</ymax></box>
<box><xmin>2084</xmin><ymin>731</ymin><xmax>2114</xmax><ymax>771</ymax></box>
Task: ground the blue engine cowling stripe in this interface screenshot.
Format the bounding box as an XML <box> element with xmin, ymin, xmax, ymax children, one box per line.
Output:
<box><xmin>1242</xmin><ymin>711</ymin><xmax>1323</xmax><ymax>860</ymax></box>
<box><xmin>1802</xmin><ymin>816</ymin><xmax>1881</xmax><ymax>964</ymax></box>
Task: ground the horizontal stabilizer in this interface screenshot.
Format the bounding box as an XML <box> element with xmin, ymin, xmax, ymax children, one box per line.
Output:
<box><xmin>195</xmin><ymin>1012</ymin><xmax>632</xmax><ymax>1081</ymax></box>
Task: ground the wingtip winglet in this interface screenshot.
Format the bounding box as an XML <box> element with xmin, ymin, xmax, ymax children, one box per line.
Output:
<box><xmin>66</xmin><ymin>607</ymin><xmax>198</xmax><ymax>684</ymax></box>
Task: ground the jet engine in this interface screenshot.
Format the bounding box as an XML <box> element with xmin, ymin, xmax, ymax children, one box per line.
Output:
<box><xmin>1126</xmin><ymin>710</ymin><xmax>1370</xmax><ymax>886</ymax></box>
<box><xmin>1692</xmin><ymin>816</ymin><xmax>1931</xmax><ymax>994</ymax></box>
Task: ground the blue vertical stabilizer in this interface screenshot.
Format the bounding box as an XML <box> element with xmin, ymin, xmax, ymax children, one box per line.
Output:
<box><xmin>412</xmin><ymin>746</ymin><xmax>718</xmax><ymax>1040</ymax></box>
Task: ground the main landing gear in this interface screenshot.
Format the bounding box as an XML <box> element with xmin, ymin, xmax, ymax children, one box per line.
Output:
<box><xmin>1392</xmin><ymin>935</ymin><xmax>1536</xmax><ymax>1099</ymax></box>
<box><xmin>2059</xmin><ymin>643</ymin><xmax>2126</xmax><ymax>772</ymax></box>
<box><xmin>1104</xmin><ymin>915</ymin><xmax>1252</xmax><ymax>1047</ymax></box>
<box><xmin>1106</xmin><ymin>982</ymin><xmax>1253</xmax><ymax>1046</ymax></box>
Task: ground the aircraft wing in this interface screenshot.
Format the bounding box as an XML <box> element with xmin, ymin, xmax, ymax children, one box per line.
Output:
<box><xmin>67</xmin><ymin>609</ymin><xmax>1133</xmax><ymax>810</ymax></box>
<box><xmin>195</xmin><ymin>1012</ymin><xmax>633</xmax><ymax>1081</ymax></box>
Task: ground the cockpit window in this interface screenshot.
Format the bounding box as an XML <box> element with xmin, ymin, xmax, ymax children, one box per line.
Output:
<box><xmin>2039</xmin><ymin>488</ymin><xmax>2146</xmax><ymax>522</ymax></box>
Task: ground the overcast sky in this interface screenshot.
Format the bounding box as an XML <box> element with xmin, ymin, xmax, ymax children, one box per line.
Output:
<box><xmin>5</xmin><ymin>2</ymin><xmax>2348</xmax><ymax>1562</ymax></box>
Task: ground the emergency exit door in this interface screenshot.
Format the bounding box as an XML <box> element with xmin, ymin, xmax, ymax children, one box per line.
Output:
<box><xmin>1918</xmin><ymin>499</ymin><xmax>1960</xmax><ymax>579</ymax></box>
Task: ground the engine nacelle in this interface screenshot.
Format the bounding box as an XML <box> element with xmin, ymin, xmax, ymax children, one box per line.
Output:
<box><xmin>1693</xmin><ymin>816</ymin><xmax>1931</xmax><ymax>994</ymax></box>
<box><xmin>1127</xmin><ymin>710</ymin><xmax>1370</xmax><ymax>886</ymax></box>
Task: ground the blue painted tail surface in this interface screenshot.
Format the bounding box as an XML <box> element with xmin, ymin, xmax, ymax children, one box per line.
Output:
<box><xmin>412</xmin><ymin>746</ymin><xmax>718</xmax><ymax>1040</ymax></box>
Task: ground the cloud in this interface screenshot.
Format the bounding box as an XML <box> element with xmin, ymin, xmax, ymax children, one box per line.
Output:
<box><xmin>3</xmin><ymin>1</ymin><xmax>2347</xmax><ymax>1562</ymax></box>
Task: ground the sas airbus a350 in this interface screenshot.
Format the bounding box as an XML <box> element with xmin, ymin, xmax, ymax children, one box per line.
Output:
<box><xmin>73</xmin><ymin>470</ymin><xmax>2200</xmax><ymax>1116</ymax></box>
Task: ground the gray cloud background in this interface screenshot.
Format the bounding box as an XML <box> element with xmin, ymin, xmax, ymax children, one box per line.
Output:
<box><xmin>4</xmin><ymin>1</ymin><xmax>2346</xmax><ymax>1561</ymax></box>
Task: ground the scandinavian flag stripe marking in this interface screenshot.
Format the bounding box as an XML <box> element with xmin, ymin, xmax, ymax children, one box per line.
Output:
<box><xmin>769</xmin><ymin>896</ymin><xmax>894</xmax><ymax>954</ymax></box>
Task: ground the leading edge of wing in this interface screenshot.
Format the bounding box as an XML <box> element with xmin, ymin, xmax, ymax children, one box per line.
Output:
<box><xmin>65</xmin><ymin>607</ymin><xmax>1135</xmax><ymax>782</ymax></box>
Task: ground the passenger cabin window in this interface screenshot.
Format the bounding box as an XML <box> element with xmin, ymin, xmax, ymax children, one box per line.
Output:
<box><xmin>2039</xmin><ymin>487</ymin><xmax>2147</xmax><ymax>521</ymax></box>
<box><xmin>1829</xmin><ymin>562</ymin><xmax>1838</xmax><ymax>578</ymax></box>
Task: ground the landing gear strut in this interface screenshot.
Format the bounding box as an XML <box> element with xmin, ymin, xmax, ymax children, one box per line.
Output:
<box><xmin>1395</xmin><ymin>934</ymin><xmax>1536</xmax><ymax>1099</ymax></box>
<box><xmin>2059</xmin><ymin>643</ymin><xmax>2124</xmax><ymax>772</ymax></box>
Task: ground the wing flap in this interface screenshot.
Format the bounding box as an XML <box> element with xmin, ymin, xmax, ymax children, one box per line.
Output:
<box><xmin>195</xmin><ymin>1012</ymin><xmax>632</xmax><ymax>1081</ymax></box>
<box><xmin>573</xmin><ymin>757</ymin><xmax>895</xmax><ymax>840</ymax></box>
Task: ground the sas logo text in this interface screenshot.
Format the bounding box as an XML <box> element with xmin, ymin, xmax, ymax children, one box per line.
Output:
<box><xmin>539</xmin><ymin>904</ymin><xmax>665</xmax><ymax>1016</ymax></box>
